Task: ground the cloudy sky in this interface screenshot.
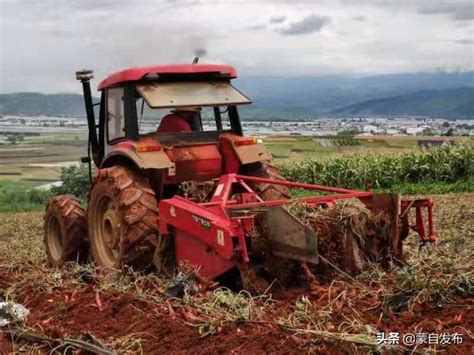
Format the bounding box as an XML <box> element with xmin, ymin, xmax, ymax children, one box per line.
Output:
<box><xmin>1</xmin><ymin>0</ymin><xmax>473</xmax><ymax>93</ymax></box>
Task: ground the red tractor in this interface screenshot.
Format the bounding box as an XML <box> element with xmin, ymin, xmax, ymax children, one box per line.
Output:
<box><xmin>44</xmin><ymin>63</ymin><xmax>435</xmax><ymax>287</ymax></box>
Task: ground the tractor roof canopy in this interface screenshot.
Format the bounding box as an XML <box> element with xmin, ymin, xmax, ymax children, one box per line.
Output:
<box><xmin>98</xmin><ymin>64</ymin><xmax>237</xmax><ymax>90</ymax></box>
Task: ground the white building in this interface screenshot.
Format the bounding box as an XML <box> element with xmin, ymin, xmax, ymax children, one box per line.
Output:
<box><xmin>406</xmin><ymin>127</ymin><xmax>425</xmax><ymax>135</ymax></box>
<box><xmin>363</xmin><ymin>125</ymin><xmax>379</xmax><ymax>133</ymax></box>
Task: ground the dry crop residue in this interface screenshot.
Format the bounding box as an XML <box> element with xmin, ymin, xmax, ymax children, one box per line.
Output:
<box><xmin>0</xmin><ymin>194</ymin><xmax>473</xmax><ymax>353</ymax></box>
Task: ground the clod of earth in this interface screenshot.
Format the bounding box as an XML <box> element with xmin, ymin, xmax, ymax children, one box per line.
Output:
<box><xmin>287</xmin><ymin>202</ymin><xmax>395</xmax><ymax>276</ymax></box>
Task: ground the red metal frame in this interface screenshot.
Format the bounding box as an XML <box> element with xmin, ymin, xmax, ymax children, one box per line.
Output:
<box><xmin>158</xmin><ymin>174</ymin><xmax>436</xmax><ymax>279</ymax></box>
<box><xmin>401</xmin><ymin>199</ymin><xmax>436</xmax><ymax>243</ymax></box>
<box><xmin>98</xmin><ymin>64</ymin><xmax>237</xmax><ymax>90</ymax></box>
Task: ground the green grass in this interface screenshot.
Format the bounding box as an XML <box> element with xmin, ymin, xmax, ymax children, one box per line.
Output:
<box><xmin>0</xmin><ymin>132</ymin><xmax>86</xmax><ymax>190</ymax></box>
<box><xmin>263</xmin><ymin>136</ymin><xmax>428</xmax><ymax>162</ymax></box>
<box><xmin>0</xmin><ymin>164</ymin><xmax>89</xmax><ymax>213</ymax></box>
<box><xmin>384</xmin><ymin>179</ymin><xmax>474</xmax><ymax>195</ymax></box>
<box><xmin>0</xmin><ymin>189</ymin><xmax>51</xmax><ymax>213</ymax></box>
<box><xmin>0</xmin><ymin>179</ymin><xmax>53</xmax><ymax>190</ymax></box>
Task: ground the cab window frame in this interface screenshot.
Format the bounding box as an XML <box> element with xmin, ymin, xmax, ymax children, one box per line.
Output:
<box><xmin>106</xmin><ymin>86</ymin><xmax>126</xmax><ymax>143</ymax></box>
<box><xmin>106</xmin><ymin>84</ymin><xmax>139</xmax><ymax>143</ymax></box>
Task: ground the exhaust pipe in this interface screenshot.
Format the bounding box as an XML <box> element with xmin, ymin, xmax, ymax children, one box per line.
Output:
<box><xmin>76</xmin><ymin>70</ymin><xmax>100</xmax><ymax>166</ymax></box>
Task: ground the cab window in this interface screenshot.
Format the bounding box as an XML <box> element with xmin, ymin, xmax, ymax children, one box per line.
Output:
<box><xmin>107</xmin><ymin>87</ymin><xmax>125</xmax><ymax>141</ymax></box>
<box><xmin>135</xmin><ymin>98</ymin><xmax>232</xmax><ymax>136</ymax></box>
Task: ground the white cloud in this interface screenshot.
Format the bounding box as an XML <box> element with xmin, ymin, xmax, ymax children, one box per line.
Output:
<box><xmin>269</xmin><ymin>15</ymin><xmax>286</xmax><ymax>24</ymax></box>
<box><xmin>0</xmin><ymin>0</ymin><xmax>472</xmax><ymax>93</ymax></box>
<box><xmin>276</xmin><ymin>14</ymin><xmax>331</xmax><ymax>35</ymax></box>
<box><xmin>417</xmin><ymin>2</ymin><xmax>474</xmax><ymax>21</ymax></box>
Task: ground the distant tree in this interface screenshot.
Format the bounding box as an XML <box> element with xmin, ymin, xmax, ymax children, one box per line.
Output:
<box><xmin>51</xmin><ymin>164</ymin><xmax>90</xmax><ymax>199</ymax></box>
<box><xmin>337</xmin><ymin>129</ymin><xmax>360</xmax><ymax>137</ymax></box>
<box><xmin>17</xmin><ymin>134</ymin><xmax>25</xmax><ymax>142</ymax></box>
<box><xmin>6</xmin><ymin>135</ymin><xmax>17</xmax><ymax>145</ymax></box>
<box><xmin>443</xmin><ymin>121</ymin><xmax>450</xmax><ymax>128</ymax></box>
<box><xmin>422</xmin><ymin>128</ymin><xmax>434</xmax><ymax>136</ymax></box>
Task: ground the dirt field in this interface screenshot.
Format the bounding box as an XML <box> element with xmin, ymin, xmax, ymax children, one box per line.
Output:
<box><xmin>0</xmin><ymin>193</ymin><xmax>473</xmax><ymax>353</ymax></box>
<box><xmin>0</xmin><ymin>133</ymin><xmax>87</xmax><ymax>190</ymax></box>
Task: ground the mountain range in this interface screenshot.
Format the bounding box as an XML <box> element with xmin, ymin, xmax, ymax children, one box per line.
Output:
<box><xmin>1</xmin><ymin>72</ymin><xmax>473</xmax><ymax>119</ymax></box>
<box><xmin>332</xmin><ymin>87</ymin><xmax>474</xmax><ymax>118</ymax></box>
<box><xmin>0</xmin><ymin>93</ymin><xmax>88</xmax><ymax>117</ymax></box>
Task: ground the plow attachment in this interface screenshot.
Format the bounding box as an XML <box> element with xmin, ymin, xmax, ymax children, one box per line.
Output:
<box><xmin>263</xmin><ymin>206</ymin><xmax>318</xmax><ymax>264</ymax></box>
<box><xmin>158</xmin><ymin>174</ymin><xmax>436</xmax><ymax>285</ymax></box>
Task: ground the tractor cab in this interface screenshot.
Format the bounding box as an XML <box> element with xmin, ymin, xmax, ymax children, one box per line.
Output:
<box><xmin>77</xmin><ymin>64</ymin><xmax>271</xmax><ymax>196</ymax></box>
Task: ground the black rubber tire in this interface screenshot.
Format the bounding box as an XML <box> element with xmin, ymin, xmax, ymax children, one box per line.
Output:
<box><xmin>44</xmin><ymin>195</ymin><xmax>88</xmax><ymax>267</ymax></box>
<box><xmin>88</xmin><ymin>166</ymin><xmax>159</xmax><ymax>270</ymax></box>
<box><xmin>241</xmin><ymin>161</ymin><xmax>290</xmax><ymax>200</ymax></box>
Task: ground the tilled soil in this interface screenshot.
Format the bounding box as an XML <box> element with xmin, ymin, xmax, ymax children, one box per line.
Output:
<box><xmin>1</xmin><ymin>282</ymin><xmax>333</xmax><ymax>353</ymax></box>
<box><xmin>1</xmin><ymin>193</ymin><xmax>473</xmax><ymax>353</ymax></box>
<box><xmin>2</xmin><ymin>277</ymin><xmax>472</xmax><ymax>354</ymax></box>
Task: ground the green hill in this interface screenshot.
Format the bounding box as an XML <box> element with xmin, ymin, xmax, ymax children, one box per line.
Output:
<box><xmin>0</xmin><ymin>93</ymin><xmax>92</xmax><ymax>116</ymax></box>
<box><xmin>1</xmin><ymin>72</ymin><xmax>473</xmax><ymax>119</ymax></box>
<box><xmin>332</xmin><ymin>87</ymin><xmax>474</xmax><ymax>118</ymax></box>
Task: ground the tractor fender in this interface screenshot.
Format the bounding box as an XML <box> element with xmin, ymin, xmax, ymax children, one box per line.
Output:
<box><xmin>220</xmin><ymin>134</ymin><xmax>271</xmax><ymax>172</ymax></box>
<box><xmin>101</xmin><ymin>149</ymin><xmax>176</xmax><ymax>175</ymax></box>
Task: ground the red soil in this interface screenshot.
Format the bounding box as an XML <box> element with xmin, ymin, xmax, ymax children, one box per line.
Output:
<box><xmin>1</xmin><ymin>271</ymin><xmax>472</xmax><ymax>354</ymax></box>
<box><xmin>0</xmin><ymin>283</ymin><xmax>326</xmax><ymax>353</ymax></box>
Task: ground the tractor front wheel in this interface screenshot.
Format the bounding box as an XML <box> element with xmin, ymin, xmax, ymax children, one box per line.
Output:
<box><xmin>44</xmin><ymin>195</ymin><xmax>88</xmax><ymax>267</ymax></box>
<box><xmin>88</xmin><ymin>166</ymin><xmax>159</xmax><ymax>270</ymax></box>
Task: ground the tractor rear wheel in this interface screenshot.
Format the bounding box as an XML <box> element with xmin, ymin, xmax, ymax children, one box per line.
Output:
<box><xmin>44</xmin><ymin>195</ymin><xmax>88</xmax><ymax>267</ymax></box>
<box><xmin>241</xmin><ymin>161</ymin><xmax>290</xmax><ymax>201</ymax></box>
<box><xmin>88</xmin><ymin>166</ymin><xmax>159</xmax><ymax>270</ymax></box>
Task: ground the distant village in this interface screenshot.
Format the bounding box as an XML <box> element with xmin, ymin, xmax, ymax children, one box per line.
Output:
<box><xmin>240</xmin><ymin>117</ymin><xmax>474</xmax><ymax>137</ymax></box>
<box><xmin>0</xmin><ymin>115</ymin><xmax>473</xmax><ymax>137</ymax></box>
